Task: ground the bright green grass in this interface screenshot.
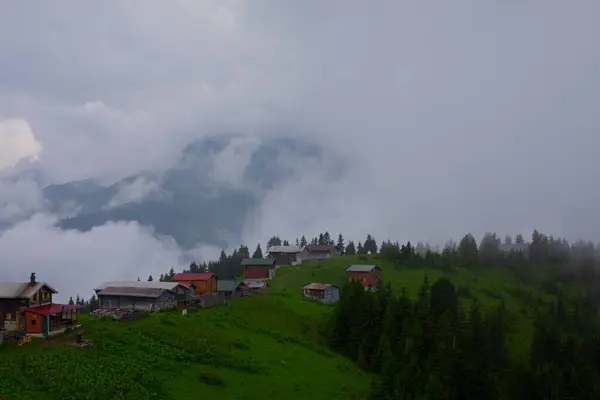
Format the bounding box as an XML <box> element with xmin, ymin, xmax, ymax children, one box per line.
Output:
<box><xmin>0</xmin><ymin>294</ymin><xmax>371</xmax><ymax>400</ymax></box>
<box><xmin>0</xmin><ymin>255</ymin><xmax>557</xmax><ymax>399</ymax></box>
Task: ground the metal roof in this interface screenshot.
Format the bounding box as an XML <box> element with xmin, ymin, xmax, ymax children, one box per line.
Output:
<box><xmin>345</xmin><ymin>265</ymin><xmax>380</xmax><ymax>272</ymax></box>
<box><xmin>217</xmin><ymin>280</ymin><xmax>242</xmax><ymax>292</ymax></box>
<box><xmin>267</xmin><ymin>245</ymin><xmax>304</xmax><ymax>254</ymax></box>
<box><xmin>97</xmin><ymin>286</ymin><xmax>170</xmax><ymax>298</ymax></box>
<box><xmin>305</xmin><ymin>244</ymin><xmax>336</xmax><ymax>252</ymax></box>
<box><xmin>93</xmin><ymin>281</ymin><xmax>186</xmax><ymax>292</ymax></box>
<box><xmin>243</xmin><ymin>279</ymin><xmax>267</xmax><ymax>288</ymax></box>
<box><xmin>0</xmin><ymin>282</ymin><xmax>58</xmax><ymax>299</ymax></box>
<box><xmin>303</xmin><ymin>283</ymin><xmax>338</xmax><ymax>290</ymax></box>
<box><xmin>241</xmin><ymin>258</ymin><xmax>275</xmax><ymax>266</ymax></box>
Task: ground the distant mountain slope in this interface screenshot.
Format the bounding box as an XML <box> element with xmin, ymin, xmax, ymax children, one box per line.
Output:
<box><xmin>44</xmin><ymin>134</ymin><xmax>340</xmax><ymax>249</ymax></box>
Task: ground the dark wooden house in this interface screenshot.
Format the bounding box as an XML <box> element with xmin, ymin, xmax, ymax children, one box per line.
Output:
<box><xmin>301</xmin><ymin>244</ymin><xmax>337</xmax><ymax>261</ymax></box>
<box><xmin>94</xmin><ymin>281</ymin><xmax>193</xmax><ymax>311</ymax></box>
<box><xmin>0</xmin><ymin>273</ymin><xmax>79</xmax><ymax>337</ymax></box>
<box><xmin>241</xmin><ymin>258</ymin><xmax>277</xmax><ymax>280</ymax></box>
<box><xmin>217</xmin><ymin>280</ymin><xmax>250</xmax><ymax>298</ymax></box>
<box><xmin>266</xmin><ymin>245</ymin><xmax>304</xmax><ymax>265</ymax></box>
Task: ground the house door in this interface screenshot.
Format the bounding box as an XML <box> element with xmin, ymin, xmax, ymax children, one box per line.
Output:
<box><xmin>17</xmin><ymin>313</ymin><xmax>24</xmax><ymax>329</ymax></box>
<box><xmin>42</xmin><ymin>316</ymin><xmax>49</xmax><ymax>336</ymax></box>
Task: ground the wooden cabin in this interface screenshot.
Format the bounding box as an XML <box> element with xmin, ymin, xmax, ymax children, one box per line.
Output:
<box><xmin>241</xmin><ymin>258</ymin><xmax>277</xmax><ymax>280</ymax></box>
<box><xmin>94</xmin><ymin>281</ymin><xmax>193</xmax><ymax>311</ymax></box>
<box><xmin>303</xmin><ymin>283</ymin><xmax>340</xmax><ymax>303</ymax></box>
<box><xmin>266</xmin><ymin>245</ymin><xmax>305</xmax><ymax>265</ymax></box>
<box><xmin>0</xmin><ymin>273</ymin><xmax>79</xmax><ymax>337</ymax></box>
<box><xmin>172</xmin><ymin>273</ymin><xmax>217</xmax><ymax>296</ymax></box>
<box><xmin>345</xmin><ymin>265</ymin><xmax>382</xmax><ymax>289</ymax></box>
<box><xmin>217</xmin><ymin>280</ymin><xmax>250</xmax><ymax>298</ymax></box>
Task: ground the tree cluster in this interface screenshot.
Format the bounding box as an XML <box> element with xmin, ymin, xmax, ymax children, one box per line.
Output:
<box><xmin>328</xmin><ymin>277</ymin><xmax>600</xmax><ymax>399</ymax></box>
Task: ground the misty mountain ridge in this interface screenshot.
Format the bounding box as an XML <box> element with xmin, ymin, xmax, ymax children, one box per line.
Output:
<box><xmin>39</xmin><ymin>134</ymin><xmax>343</xmax><ymax>249</ymax></box>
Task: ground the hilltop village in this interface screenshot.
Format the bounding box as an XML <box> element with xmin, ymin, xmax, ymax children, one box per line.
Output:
<box><xmin>0</xmin><ymin>242</ymin><xmax>381</xmax><ymax>339</ymax></box>
<box><xmin>2</xmin><ymin>230</ymin><xmax>600</xmax><ymax>399</ymax></box>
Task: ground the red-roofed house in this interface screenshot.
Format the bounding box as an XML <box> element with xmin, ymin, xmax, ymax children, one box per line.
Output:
<box><xmin>0</xmin><ymin>273</ymin><xmax>80</xmax><ymax>337</ymax></box>
<box><xmin>172</xmin><ymin>273</ymin><xmax>217</xmax><ymax>296</ymax></box>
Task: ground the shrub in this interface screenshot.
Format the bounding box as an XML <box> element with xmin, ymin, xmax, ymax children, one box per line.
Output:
<box><xmin>198</xmin><ymin>371</ymin><xmax>226</xmax><ymax>386</ymax></box>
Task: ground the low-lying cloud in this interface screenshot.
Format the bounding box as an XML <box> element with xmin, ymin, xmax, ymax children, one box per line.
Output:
<box><xmin>1</xmin><ymin>0</ymin><xmax>600</xmax><ymax>300</ymax></box>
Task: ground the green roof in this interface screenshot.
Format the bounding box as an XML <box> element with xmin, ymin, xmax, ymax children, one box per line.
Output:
<box><xmin>217</xmin><ymin>280</ymin><xmax>241</xmax><ymax>292</ymax></box>
<box><xmin>240</xmin><ymin>258</ymin><xmax>274</xmax><ymax>266</ymax></box>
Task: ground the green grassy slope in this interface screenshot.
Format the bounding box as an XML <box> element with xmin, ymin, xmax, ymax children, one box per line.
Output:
<box><xmin>0</xmin><ymin>254</ymin><xmax>555</xmax><ymax>399</ymax></box>
<box><xmin>271</xmin><ymin>255</ymin><xmax>556</xmax><ymax>361</ymax></box>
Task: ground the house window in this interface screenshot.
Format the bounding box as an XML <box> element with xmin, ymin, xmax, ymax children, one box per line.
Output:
<box><xmin>5</xmin><ymin>313</ymin><xmax>12</xmax><ymax>320</ymax></box>
<box><xmin>42</xmin><ymin>292</ymin><xmax>48</xmax><ymax>301</ymax></box>
<box><xmin>31</xmin><ymin>318</ymin><xmax>36</xmax><ymax>326</ymax></box>
<box><xmin>32</xmin><ymin>293</ymin><xmax>38</xmax><ymax>302</ymax></box>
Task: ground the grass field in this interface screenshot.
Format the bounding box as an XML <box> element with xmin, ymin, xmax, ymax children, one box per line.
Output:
<box><xmin>0</xmin><ymin>254</ymin><xmax>556</xmax><ymax>399</ymax></box>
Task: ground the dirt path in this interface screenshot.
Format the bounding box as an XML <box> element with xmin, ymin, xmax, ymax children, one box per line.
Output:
<box><xmin>40</xmin><ymin>327</ymin><xmax>88</xmax><ymax>348</ymax></box>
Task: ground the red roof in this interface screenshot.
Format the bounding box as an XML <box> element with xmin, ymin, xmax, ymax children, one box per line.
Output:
<box><xmin>173</xmin><ymin>273</ymin><xmax>215</xmax><ymax>281</ymax></box>
<box><xmin>24</xmin><ymin>303</ymin><xmax>80</xmax><ymax>316</ymax></box>
<box><xmin>180</xmin><ymin>281</ymin><xmax>196</xmax><ymax>288</ymax></box>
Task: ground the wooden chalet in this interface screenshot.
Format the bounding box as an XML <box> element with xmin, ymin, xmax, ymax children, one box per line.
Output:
<box><xmin>172</xmin><ymin>272</ymin><xmax>217</xmax><ymax>296</ymax></box>
<box><xmin>266</xmin><ymin>245</ymin><xmax>304</xmax><ymax>265</ymax></box>
<box><xmin>0</xmin><ymin>273</ymin><xmax>79</xmax><ymax>337</ymax></box>
<box><xmin>345</xmin><ymin>265</ymin><xmax>382</xmax><ymax>289</ymax></box>
<box><xmin>241</xmin><ymin>258</ymin><xmax>277</xmax><ymax>280</ymax></box>
<box><xmin>94</xmin><ymin>281</ymin><xmax>193</xmax><ymax>311</ymax></box>
<box><xmin>301</xmin><ymin>244</ymin><xmax>337</xmax><ymax>261</ymax></box>
<box><xmin>303</xmin><ymin>283</ymin><xmax>340</xmax><ymax>303</ymax></box>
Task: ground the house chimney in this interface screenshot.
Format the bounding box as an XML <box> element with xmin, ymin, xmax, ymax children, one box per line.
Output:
<box><xmin>30</xmin><ymin>272</ymin><xmax>36</xmax><ymax>285</ymax></box>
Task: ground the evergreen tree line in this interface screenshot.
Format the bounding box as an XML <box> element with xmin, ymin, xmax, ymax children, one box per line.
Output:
<box><xmin>328</xmin><ymin>278</ymin><xmax>600</xmax><ymax>399</ymax></box>
<box><xmin>153</xmin><ymin>229</ymin><xmax>600</xmax><ymax>287</ymax></box>
<box><xmin>67</xmin><ymin>293</ymin><xmax>99</xmax><ymax>313</ymax></box>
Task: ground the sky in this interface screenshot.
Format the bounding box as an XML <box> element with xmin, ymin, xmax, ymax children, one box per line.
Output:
<box><xmin>1</xmin><ymin>0</ymin><xmax>600</xmax><ymax>301</ymax></box>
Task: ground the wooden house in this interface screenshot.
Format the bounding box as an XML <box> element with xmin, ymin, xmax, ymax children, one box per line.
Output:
<box><xmin>241</xmin><ymin>258</ymin><xmax>277</xmax><ymax>280</ymax></box>
<box><xmin>217</xmin><ymin>280</ymin><xmax>250</xmax><ymax>298</ymax></box>
<box><xmin>172</xmin><ymin>273</ymin><xmax>217</xmax><ymax>296</ymax></box>
<box><xmin>266</xmin><ymin>245</ymin><xmax>304</xmax><ymax>265</ymax></box>
<box><xmin>345</xmin><ymin>265</ymin><xmax>382</xmax><ymax>289</ymax></box>
<box><xmin>94</xmin><ymin>281</ymin><xmax>193</xmax><ymax>311</ymax></box>
<box><xmin>303</xmin><ymin>283</ymin><xmax>340</xmax><ymax>303</ymax></box>
<box><xmin>0</xmin><ymin>273</ymin><xmax>79</xmax><ymax>337</ymax></box>
<box><xmin>301</xmin><ymin>244</ymin><xmax>337</xmax><ymax>261</ymax></box>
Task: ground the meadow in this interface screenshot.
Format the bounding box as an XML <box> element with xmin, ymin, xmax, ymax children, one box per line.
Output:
<box><xmin>0</xmin><ymin>254</ymin><xmax>556</xmax><ymax>399</ymax></box>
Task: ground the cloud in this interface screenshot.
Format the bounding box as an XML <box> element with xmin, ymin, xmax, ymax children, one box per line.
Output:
<box><xmin>1</xmin><ymin>0</ymin><xmax>600</xmax><ymax>299</ymax></box>
<box><xmin>108</xmin><ymin>177</ymin><xmax>162</xmax><ymax>208</ymax></box>
<box><xmin>0</xmin><ymin>214</ymin><xmax>218</xmax><ymax>302</ymax></box>
<box><xmin>0</xmin><ymin>177</ymin><xmax>44</xmax><ymax>221</ymax></box>
<box><xmin>0</xmin><ymin>118</ymin><xmax>42</xmax><ymax>171</ymax></box>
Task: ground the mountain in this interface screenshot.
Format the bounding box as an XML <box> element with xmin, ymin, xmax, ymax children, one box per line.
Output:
<box><xmin>42</xmin><ymin>134</ymin><xmax>341</xmax><ymax>249</ymax></box>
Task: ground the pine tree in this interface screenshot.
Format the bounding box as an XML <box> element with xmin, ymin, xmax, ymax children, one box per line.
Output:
<box><xmin>346</xmin><ymin>241</ymin><xmax>356</xmax><ymax>255</ymax></box>
<box><xmin>147</xmin><ymin>274</ymin><xmax>153</xmax><ymax>281</ymax></box>
<box><xmin>252</xmin><ymin>243</ymin><xmax>263</xmax><ymax>258</ymax></box>
<box><xmin>68</xmin><ymin>296</ymin><xmax>74</xmax><ymax>305</ymax></box>
<box><xmin>300</xmin><ymin>235</ymin><xmax>307</xmax><ymax>246</ymax></box>
<box><xmin>336</xmin><ymin>233</ymin><xmax>345</xmax><ymax>255</ymax></box>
